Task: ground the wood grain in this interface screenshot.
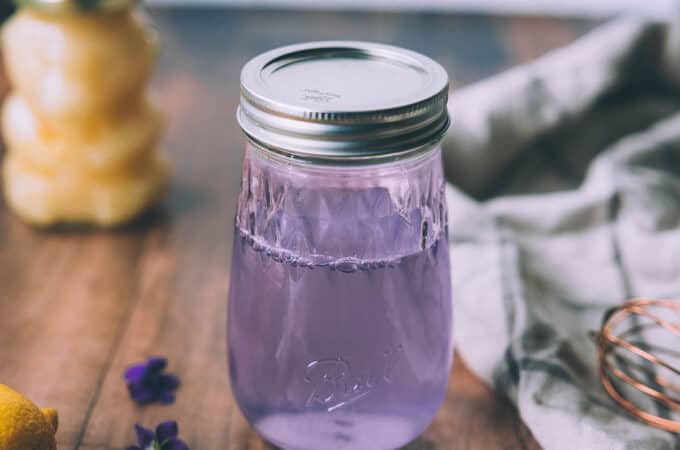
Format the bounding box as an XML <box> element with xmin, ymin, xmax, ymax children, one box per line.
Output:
<box><xmin>0</xmin><ymin>8</ymin><xmax>594</xmax><ymax>449</ymax></box>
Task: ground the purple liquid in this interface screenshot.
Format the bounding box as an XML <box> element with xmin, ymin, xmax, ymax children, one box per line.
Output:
<box><xmin>228</xmin><ymin>144</ymin><xmax>452</xmax><ymax>450</ymax></box>
<box><xmin>228</xmin><ymin>230</ymin><xmax>452</xmax><ymax>450</ymax></box>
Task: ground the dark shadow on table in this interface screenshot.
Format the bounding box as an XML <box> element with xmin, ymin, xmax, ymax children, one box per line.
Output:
<box><xmin>403</xmin><ymin>435</ymin><xmax>437</xmax><ymax>450</ymax></box>
<box><xmin>14</xmin><ymin>180</ymin><xmax>212</xmax><ymax>236</ymax></box>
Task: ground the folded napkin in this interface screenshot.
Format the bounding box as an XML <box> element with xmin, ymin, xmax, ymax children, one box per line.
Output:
<box><xmin>444</xmin><ymin>19</ymin><xmax>680</xmax><ymax>450</ymax></box>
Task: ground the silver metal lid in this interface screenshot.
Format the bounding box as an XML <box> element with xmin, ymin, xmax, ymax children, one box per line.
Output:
<box><xmin>237</xmin><ymin>41</ymin><xmax>450</xmax><ymax>163</ymax></box>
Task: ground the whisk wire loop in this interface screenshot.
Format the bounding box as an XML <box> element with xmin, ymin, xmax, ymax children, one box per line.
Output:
<box><xmin>597</xmin><ymin>299</ymin><xmax>680</xmax><ymax>433</ymax></box>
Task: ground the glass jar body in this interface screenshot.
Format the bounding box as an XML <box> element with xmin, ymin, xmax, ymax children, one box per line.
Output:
<box><xmin>228</xmin><ymin>141</ymin><xmax>453</xmax><ymax>450</ymax></box>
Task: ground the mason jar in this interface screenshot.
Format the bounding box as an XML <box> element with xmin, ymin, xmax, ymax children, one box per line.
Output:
<box><xmin>228</xmin><ymin>41</ymin><xmax>453</xmax><ymax>450</ymax></box>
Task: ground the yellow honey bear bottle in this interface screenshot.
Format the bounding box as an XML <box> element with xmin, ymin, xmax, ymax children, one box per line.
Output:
<box><xmin>1</xmin><ymin>0</ymin><xmax>169</xmax><ymax>227</ymax></box>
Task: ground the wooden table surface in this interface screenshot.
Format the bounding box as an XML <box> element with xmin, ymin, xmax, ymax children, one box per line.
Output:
<box><xmin>0</xmin><ymin>8</ymin><xmax>597</xmax><ymax>450</ymax></box>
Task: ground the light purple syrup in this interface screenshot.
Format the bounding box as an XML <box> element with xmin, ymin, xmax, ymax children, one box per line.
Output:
<box><xmin>228</xmin><ymin>145</ymin><xmax>453</xmax><ymax>450</ymax></box>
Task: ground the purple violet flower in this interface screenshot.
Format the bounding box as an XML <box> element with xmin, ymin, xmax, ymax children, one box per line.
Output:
<box><xmin>124</xmin><ymin>356</ymin><xmax>180</xmax><ymax>405</ymax></box>
<box><xmin>126</xmin><ymin>421</ymin><xmax>189</xmax><ymax>450</ymax></box>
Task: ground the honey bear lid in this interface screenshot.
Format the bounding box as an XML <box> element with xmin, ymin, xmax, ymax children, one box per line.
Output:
<box><xmin>15</xmin><ymin>0</ymin><xmax>138</xmax><ymax>13</ymax></box>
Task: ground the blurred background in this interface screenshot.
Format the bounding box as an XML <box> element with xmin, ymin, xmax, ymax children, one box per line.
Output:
<box><xmin>0</xmin><ymin>0</ymin><xmax>677</xmax><ymax>448</ymax></box>
<box><xmin>144</xmin><ymin>0</ymin><xmax>679</xmax><ymax>17</ymax></box>
<box><xmin>2</xmin><ymin>0</ymin><xmax>679</xmax><ymax>21</ymax></box>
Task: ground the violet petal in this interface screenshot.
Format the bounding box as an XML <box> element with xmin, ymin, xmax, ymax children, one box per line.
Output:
<box><xmin>129</xmin><ymin>385</ymin><xmax>155</xmax><ymax>404</ymax></box>
<box><xmin>124</xmin><ymin>364</ymin><xmax>148</xmax><ymax>382</ymax></box>
<box><xmin>156</xmin><ymin>420</ymin><xmax>178</xmax><ymax>441</ymax></box>
<box><xmin>124</xmin><ymin>356</ymin><xmax>180</xmax><ymax>405</ymax></box>
<box><xmin>147</xmin><ymin>356</ymin><xmax>168</xmax><ymax>372</ymax></box>
<box><xmin>159</xmin><ymin>390</ymin><xmax>175</xmax><ymax>404</ymax></box>
<box><xmin>134</xmin><ymin>424</ymin><xmax>155</xmax><ymax>447</ymax></box>
<box><xmin>160</xmin><ymin>374</ymin><xmax>180</xmax><ymax>390</ymax></box>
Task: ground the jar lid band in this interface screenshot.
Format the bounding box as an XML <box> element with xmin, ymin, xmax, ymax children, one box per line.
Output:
<box><xmin>238</xmin><ymin>41</ymin><xmax>450</xmax><ymax>164</ymax></box>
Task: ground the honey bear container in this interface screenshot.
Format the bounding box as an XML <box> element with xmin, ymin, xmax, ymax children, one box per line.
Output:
<box><xmin>1</xmin><ymin>0</ymin><xmax>169</xmax><ymax>226</ymax></box>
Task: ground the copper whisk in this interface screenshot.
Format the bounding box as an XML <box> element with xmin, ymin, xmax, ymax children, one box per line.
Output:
<box><xmin>597</xmin><ymin>299</ymin><xmax>680</xmax><ymax>433</ymax></box>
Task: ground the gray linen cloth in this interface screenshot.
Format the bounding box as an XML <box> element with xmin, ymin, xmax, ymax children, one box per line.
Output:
<box><xmin>444</xmin><ymin>19</ymin><xmax>680</xmax><ymax>450</ymax></box>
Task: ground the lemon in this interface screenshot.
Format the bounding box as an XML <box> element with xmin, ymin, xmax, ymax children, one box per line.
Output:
<box><xmin>0</xmin><ymin>385</ymin><xmax>58</xmax><ymax>450</ymax></box>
